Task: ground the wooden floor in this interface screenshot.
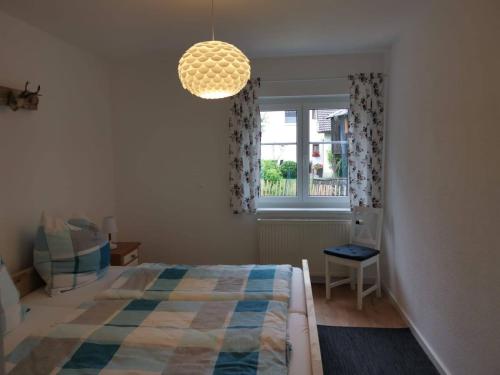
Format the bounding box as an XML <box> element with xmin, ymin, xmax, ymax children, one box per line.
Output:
<box><xmin>313</xmin><ymin>283</ymin><xmax>407</xmax><ymax>328</ymax></box>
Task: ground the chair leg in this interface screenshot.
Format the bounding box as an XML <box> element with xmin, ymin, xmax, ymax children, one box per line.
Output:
<box><xmin>350</xmin><ymin>268</ymin><xmax>355</xmax><ymax>290</ymax></box>
<box><xmin>357</xmin><ymin>266</ymin><xmax>363</xmax><ymax>310</ymax></box>
<box><xmin>325</xmin><ymin>257</ymin><xmax>330</xmax><ymax>300</ymax></box>
<box><xmin>376</xmin><ymin>256</ymin><xmax>381</xmax><ymax>298</ymax></box>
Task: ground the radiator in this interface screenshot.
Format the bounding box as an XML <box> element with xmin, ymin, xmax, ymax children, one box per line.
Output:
<box><xmin>258</xmin><ymin>219</ymin><xmax>351</xmax><ymax>277</ymax></box>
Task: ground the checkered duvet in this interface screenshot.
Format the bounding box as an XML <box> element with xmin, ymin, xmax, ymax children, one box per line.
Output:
<box><xmin>97</xmin><ymin>264</ymin><xmax>293</xmax><ymax>304</ymax></box>
<box><xmin>7</xmin><ymin>298</ymin><xmax>289</xmax><ymax>374</ymax></box>
<box><xmin>7</xmin><ymin>264</ymin><xmax>293</xmax><ymax>374</ymax></box>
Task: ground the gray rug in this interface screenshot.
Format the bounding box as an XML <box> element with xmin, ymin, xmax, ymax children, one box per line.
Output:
<box><xmin>318</xmin><ymin>325</ymin><xmax>440</xmax><ymax>375</ymax></box>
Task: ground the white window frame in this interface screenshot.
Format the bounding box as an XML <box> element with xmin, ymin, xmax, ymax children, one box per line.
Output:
<box><xmin>258</xmin><ymin>95</ymin><xmax>350</xmax><ymax>210</ymax></box>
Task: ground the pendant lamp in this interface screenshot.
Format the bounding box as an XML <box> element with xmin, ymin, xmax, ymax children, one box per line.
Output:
<box><xmin>178</xmin><ymin>0</ymin><xmax>251</xmax><ymax>99</ymax></box>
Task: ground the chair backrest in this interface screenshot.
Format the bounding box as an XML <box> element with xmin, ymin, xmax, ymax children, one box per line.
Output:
<box><xmin>350</xmin><ymin>206</ymin><xmax>384</xmax><ymax>250</ymax></box>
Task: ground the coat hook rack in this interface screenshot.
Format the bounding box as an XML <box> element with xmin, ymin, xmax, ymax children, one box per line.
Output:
<box><xmin>0</xmin><ymin>81</ymin><xmax>41</xmax><ymax>111</ymax></box>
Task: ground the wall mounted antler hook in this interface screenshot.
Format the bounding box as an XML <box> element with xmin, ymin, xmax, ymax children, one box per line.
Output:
<box><xmin>19</xmin><ymin>81</ymin><xmax>41</xmax><ymax>98</ymax></box>
<box><xmin>0</xmin><ymin>80</ymin><xmax>42</xmax><ymax>111</ymax></box>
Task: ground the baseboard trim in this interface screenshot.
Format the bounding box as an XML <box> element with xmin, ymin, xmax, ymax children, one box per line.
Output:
<box><xmin>383</xmin><ymin>285</ymin><xmax>451</xmax><ymax>375</ymax></box>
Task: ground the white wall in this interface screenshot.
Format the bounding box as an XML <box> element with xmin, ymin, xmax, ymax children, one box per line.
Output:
<box><xmin>111</xmin><ymin>53</ymin><xmax>386</xmax><ymax>264</ymax></box>
<box><xmin>255</xmin><ymin>53</ymin><xmax>386</xmax><ymax>97</ymax></box>
<box><xmin>0</xmin><ymin>11</ymin><xmax>115</xmax><ymax>272</ymax></box>
<box><xmin>383</xmin><ymin>1</ymin><xmax>500</xmax><ymax>374</ymax></box>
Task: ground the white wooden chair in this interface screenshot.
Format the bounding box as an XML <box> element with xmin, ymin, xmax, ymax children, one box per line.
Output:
<box><xmin>324</xmin><ymin>207</ymin><xmax>383</xmax><ymax>310</ymax></box>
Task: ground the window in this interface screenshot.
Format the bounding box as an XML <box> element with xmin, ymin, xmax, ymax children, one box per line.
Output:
<box><xmin>284</xmin><ymin>110</ymin><xmax>296</xmax><ymax>124</ymax></box>
<box><xmin>260</xmin><ymin>109</ymin><xmax>298</xmax><ymax>197</ymax></box>
<box><xmin>312</xmin><ymin>144</ymin><xmax>320</xmax><ymax>157</ymax></box>
<box><xmin>259</xmin><ymin>97</ymin><xmax>349</xmax><ymax>210</ymax></box>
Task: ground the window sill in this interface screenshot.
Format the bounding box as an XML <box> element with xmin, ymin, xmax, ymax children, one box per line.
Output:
<box><xmin>256</xmin><ymin>207</ymin><xmax>351</xmax><ymax>220</ymax></box>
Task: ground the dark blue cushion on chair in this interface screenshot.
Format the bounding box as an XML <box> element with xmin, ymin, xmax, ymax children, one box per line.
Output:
<box><xmin>324</xmin><ymin>244</ymin><xmax>379</xmax><ymax>261</ymax></box>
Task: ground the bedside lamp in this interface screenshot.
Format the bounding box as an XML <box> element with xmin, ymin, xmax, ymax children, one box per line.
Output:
<box><xmin>102</xmin><ymin>216</ymin><xmax>118</xmax><ymax>249</ymax></box>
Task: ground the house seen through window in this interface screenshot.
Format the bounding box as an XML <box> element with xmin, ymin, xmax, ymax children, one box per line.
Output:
<box><xmin>259</xmin><ymin>98</ymin><xmax>349</xmax><ymax>209</ymax></box>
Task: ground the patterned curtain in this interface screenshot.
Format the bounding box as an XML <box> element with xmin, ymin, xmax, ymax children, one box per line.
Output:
<box><xmin>229</xmin><ymin>78</ymin><xmax>261</xmax><ymax>214</ymax></box>
<box><xmin>347</xmin><ymin>73</ymin><xmax>385</xmax><ymax>208</ymax></box>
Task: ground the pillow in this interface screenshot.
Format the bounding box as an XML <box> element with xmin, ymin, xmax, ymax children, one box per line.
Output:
<box><xmin>0</xmin><ymin>257</ymin><xmax>26</xmax><ymax>335</ymax></box>
<box><xmin>33</xmin><ymin>213</ymin><xmax>110</xmax><ymax>295</ymax></box>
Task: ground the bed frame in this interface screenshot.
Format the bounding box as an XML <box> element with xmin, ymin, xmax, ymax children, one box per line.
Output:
<box><xmin>12</xmin><ymin>262</ymin><xmax>323</xmax><ymax>375</ymax></box>
<box><xmin>302</xmin><ymin>259</ymin><xmax>324</xmax><ymax>375</ymax></box>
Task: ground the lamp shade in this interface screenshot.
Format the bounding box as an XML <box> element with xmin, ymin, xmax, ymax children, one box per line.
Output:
<box><xmin>102</xmin><ymin>216</ymin><xmax>118</xmax><ymax>234</ymax></box>
<box><xmin>178</xmin><ymin>40</ymin><xmax>251</xmax><ymax>99</ymax></box>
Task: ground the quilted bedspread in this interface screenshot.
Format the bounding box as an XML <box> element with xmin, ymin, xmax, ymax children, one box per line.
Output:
<box><xmin>7</xmin><ymin>298</ymin><xmax>289</xmax><ymax>374</ymax></box>
<box><xmin>96</xmin><ymin>263</ymin><xmax>293</xmax><ymax>304</ymax></box>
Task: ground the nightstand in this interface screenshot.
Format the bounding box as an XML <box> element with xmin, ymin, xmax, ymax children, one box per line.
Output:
<box><xmin>110</xmin><ymin>242</ymin><xmax>141</xmax><ymax>266</ymax></box>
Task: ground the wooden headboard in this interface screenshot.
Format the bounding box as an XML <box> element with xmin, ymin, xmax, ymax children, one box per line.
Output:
<box><xmin>11</xmin><ymin>267</ymin><xmax>44</xmax><ymax>297</ymax></box>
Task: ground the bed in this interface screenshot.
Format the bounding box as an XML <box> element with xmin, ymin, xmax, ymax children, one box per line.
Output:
<box><xmin>4</xmin><ymin>260</ymin><xmax>322</xmax><ymax>375</ymax></box>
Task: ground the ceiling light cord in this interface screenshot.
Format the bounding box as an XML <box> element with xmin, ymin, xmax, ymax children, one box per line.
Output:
<box><xmin>211</xmin><ymin>0</ymin><xmax>215</xmax><ymax>40</ymax></box>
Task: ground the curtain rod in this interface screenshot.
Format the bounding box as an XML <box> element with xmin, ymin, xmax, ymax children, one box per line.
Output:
<box><xmin>261</xmin><ymin>74</ymin><xmax>388</xmax><ymax>83</ymax></box>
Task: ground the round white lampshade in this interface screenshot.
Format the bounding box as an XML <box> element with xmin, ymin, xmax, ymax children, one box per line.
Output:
<box><xmin>178</xmin><ymin>40</ymin><xmax>251</xmax><ymax>99</ymax></box>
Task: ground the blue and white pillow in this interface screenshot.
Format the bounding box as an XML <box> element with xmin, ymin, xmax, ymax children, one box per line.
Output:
<box><xmin>0</xmin><ymin>257</ymin><xmax>26</xmax><ymax>335</ymax></box>
<box><xmin>33</xmin><ymin>213</ymin><xmax>110</xmax><ymax>295</ymax></box>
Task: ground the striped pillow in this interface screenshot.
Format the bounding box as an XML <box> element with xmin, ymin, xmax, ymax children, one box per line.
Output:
<box><xmin>33</xmin><ymin>214</ymin><xmax>111</xmax><ymax>295</ymax></box>
<box><xmin>0</xmin><ymin>258</ymin><xmax>26</xmax><ymax>335</ymax></box>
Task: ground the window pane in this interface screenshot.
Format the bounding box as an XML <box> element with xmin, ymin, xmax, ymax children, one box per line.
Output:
<box><xmin>284</xmin><ymin>110</ymin><xmax>296</xmax><ymax>124</ymax></box>
<box><xmin>261</xmin><ymin>110</ymin><xmax>297</xmax><ymax>143</ymax></box>
<box><xmin>309</xmin><ymin>108</ymin><xmax>349</xmax><ymax>143</ymax></box>
<box><xmin>309</xmin><ymin>143</ymin><xmax>348</xmax><ymax>196</ymax></box>
<box><xmin>260</xmin><ymin>145</ymin><xmax>297</xmax><ymax>197</ymax></box>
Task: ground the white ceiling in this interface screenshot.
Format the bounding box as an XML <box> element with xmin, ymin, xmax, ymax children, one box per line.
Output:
<box><xmin>0</xmin><ymin>0</ymin><xmax>425</xmax><ymax>60</ymax></box>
